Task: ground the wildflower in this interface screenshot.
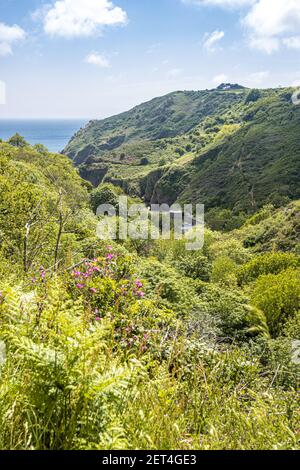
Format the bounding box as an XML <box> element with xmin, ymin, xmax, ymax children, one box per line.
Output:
<box><xmin>137</xmin><ymin>291</ymin><xmax>145</xmax><ymax>298</ymax></box>
<box><xmin>76</xmin><ymin>283</ymin><xmax>85</xmax><ymax>289</ymax></box>
<box><xmin>0</xmin><ymin>291</ymin><xmax>2</xmax><ymax>297</ymax></box>
<box><xmin>73</xmin><ymin>271</ymin><xmax>81</xmax><ymax>278</ymax></box>
<box><xmin>31</xmin><ymin>278</ymin><xmax>37</xmax><ymax>284</ymax></box>
<box><xmin>135</xmin><ymin>280</ymin><xmax>143</xmax><ymax>289</ymax></box>
<box><xmin>40</xmin><ymin>266</ymin><xmax>46</xmax><ymax>279</ymax></box>
<box><xmin>90</xmin><ymin>287</ymin><xmax>97</xmax><ymax>294</ymax></box>
<box><xmin>95</xmin><ymin>317</ymin><xmax>101</xmax><ymax>322</ymax></box>
<box><xmin>106</xmin><ymin>253</ymin><xmax>114</xmax><ymax>261</ymax></box>
<box><xmin>107</xmin><ymin>245</ymin><xmax>113</xmax><ymax>251</ymax></box>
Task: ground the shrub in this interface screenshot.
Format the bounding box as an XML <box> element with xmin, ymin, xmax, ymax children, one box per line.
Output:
<box><xmin>173</xmin><ymin>252</ymin><xmax>211</xmax><ymax>281</ymax></box>
<box><xmin>90</xmin><ymin>183</ymin><xmax>120</xmax><ymax>213</ymax></box>
<box><xmin>194</xmin><ymin>284</ymin><xmax>269</xmax><ymax>341</ymax></box>
<box><xmin>211</xmin><ymin>256</ymin><xmax>237</xmax><ymax>285</ymax></box>
<box><xmin>237</xmin><ymin>253</ymin><xmax>300</xmax><ymax>285</ymax></box>
<box><xmin>245</xmin><ymin>89</ymin><xmax>261</xmax><ymax>104</ymax></box>
<box><xmin>7</xmin><ymin>133</ymin><xmax>28</xmax><ymax>148</ymax></box>
<box><xmin>206</xmin><ymin>208</ymin><xmax>246</xmax><ymax>232</ymax></box>
<box><xmin>251</xmin><ymin>268</ymin><xmax>300</xmax><ymax>337</ymax></box>
<box><xmin>175</xmin><ymin>147</ymin><xmax>184</xmax><ymax>156</ymax></box>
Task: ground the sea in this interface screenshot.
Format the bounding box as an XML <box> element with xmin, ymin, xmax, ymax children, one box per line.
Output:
<box><xmin>0</xmin><ymin>119</ymin><xmax>88</xmax><ymax>153</ymax></box>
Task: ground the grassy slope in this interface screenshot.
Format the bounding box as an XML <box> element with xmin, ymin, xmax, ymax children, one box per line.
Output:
<box><xmin>64</xmin><ymin>86</ymin><xmax>300</xmax><ymax>214</ymax></box>
<box><xmin>63</xmin><ymin>88</ymin><xmax>248</xmax><ymax>187</ymax></box>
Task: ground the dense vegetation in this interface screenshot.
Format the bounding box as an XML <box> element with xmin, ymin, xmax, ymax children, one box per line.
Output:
<box><xmin>64</xmin><ymin>86</ymin><xmax>300</xmax><ymax>222</ymax></box>
<box><xmin>0</xmin><ymin>137</ymin><xmax>299</xmax><ymax>450</ymax></box>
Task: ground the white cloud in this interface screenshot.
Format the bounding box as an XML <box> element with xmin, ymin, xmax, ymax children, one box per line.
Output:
<box><xmin>85</xmin><ymin>52</ymin><xmax>110</xmax><ymax>67</ymax></box>
<box><xmin>244</xmin><ymin>0</ymin><xmax>300</xmax><ymax>38</ymax></box>
<box><xmin>213</xmin><ymin>73</ymin><xmax>228</xmax><ymax>84</ymax></box>
<box><xmin>185</xmin><ymin>0</ymin><xmax>300</xmax><ymax>53</ymax></box>
<box><xmin>248</xmin><ymin>35</ymin><xmax>280</xmax><ymax>54</ymax></box>
<box><xmin>203</xmin><ymin>30</ymin><xmax>225</xmax><ymax>51</ymax></box>
<box><xmin>183</xmin><ymin>0</ymin><xmax>254</xmax><ymax>7</ymax></box>
<box><xmin>283</xmin><ymin>36</ymin><xmax>300</xmax><ymax>50</ymax></box>
<box><xmin>0</xmin><ymin>23</ymin><xmax>26</xmax><ymax>57</ymax></box>
<box><xmin>244</xmin><ymin>0</ymin><xmax>300</xmax><ymax>53</ymax></box>
<box><xmin>42</xmin><ymin>0</ymin><xmax>127</xmax><ymax>38</ymax></box>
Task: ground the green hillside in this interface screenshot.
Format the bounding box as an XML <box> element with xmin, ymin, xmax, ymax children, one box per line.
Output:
<box><xmin>0</xmin><ymin>139</ymin><xmax>299</xmax><ymax>450</ymax></box>
<box><xmin>64</xmin><ymin>86</ymin><xmax>300</xmax><ymax>216</ymax></box>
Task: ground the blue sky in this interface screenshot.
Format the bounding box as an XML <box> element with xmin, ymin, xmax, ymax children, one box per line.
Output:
<box><xmin>0</xmin><ymin>0</ymin><xmax>300</xmax><ymax>118</ymax></box>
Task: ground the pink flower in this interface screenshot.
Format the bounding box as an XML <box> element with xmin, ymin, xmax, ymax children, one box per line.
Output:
<box><xmin>95</xmin><ymin>317</ymin><xmax>101</xmax><ymax>322</ymax></box>
<box><xmin>106</xmin><ymin>253</ymin><xmax>114</xmax><ymax>260</ymax></box>
<box><xmin>107</xmin><ymin>245</ymin><xmax>113</xmax><ymax>251</ymax></box>
<box><xmin>31</xmin><ymin>278</ymin><xmax>37</xmax><ymax>284</ymax></box>
<box><xmin>137</xmin><ymin>291</ymin><xmax>145</xmax><ymax>298</ymax></box>
<box><xmin>73</xmin><ymin>271</ymin><xmax>81</xmax><ymax>278</ymax></box>
<box><xmin>76</xmin><ymin>283</ymin><xmax>85</xmax><ymax>289</ymax></box>
<box><xmin>135</xmin><ymin>280</ymin><xmax>143</xmax><ymax>289</ymax></box>
<box><xmin>40</xmin><ymin>266</ymin><xmax>46</xmax><ymax>279</ymax></box>
<box><xmin>90</xmin><ymin>288</ymin><xmax>97</xmax><ymax>294</ymax></box>
<box><xmin>0</xmin><ymin>292</ymin><xmax>3</xmax><ymax>298</ymax></box>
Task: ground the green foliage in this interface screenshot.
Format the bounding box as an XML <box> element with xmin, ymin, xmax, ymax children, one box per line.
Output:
<box><xmin>245</xmin><ymin>89</ymin><xmax>261</xmax><ymax>104</ymax></box>
<box><xmin>90</xmin><ymin>183</ymin><xmax>121</xmax><ymax>213</ymax></box>
<box><xmin>238</xmin><ymin>252</ymin><xmax>300</xmax><ymax>285</ymax></box>
<box><xmin>34</xmin><ymin>143</ymin><xmax>48</xmax><ymax>154</ymax></box>
<box><xmin>0</xmin><ymin>132</ymin><xmax>299</xmax><ymax>450</ymax></box>
<box><xmin>0</xmin><ymin>143</ymin><xmax>91</xmax><ymax>273</ymax></box>
<box><xmin>193</xmin><ymin>283</ymin><xmax>269</xmax><ymax>341</ymax></box>
<box><xmin>238</xmin><ymin>200</ymin><xmax>300</xmax><ymax>253</ymax></box>
<box><xmin>211</xmin><ymin>256</ymin><xmax>237</xmax><ymax>285</ymax></box>
<box><xmin>251</xmin><ymin>268</ymin><xmax>300</xmax><ymax>337</ymax></box>
<box><xmin>173</xmin><ymin>251</ymin><xmax>211</xmax><ymax>281</ymax></box>
<box><xmin>138</xmin><ymin>258</ymin><xmax>198</xmax><ymax>316</ymax></box>
<box><xmin>206</xmin><ymin>208</ymin><xmax>246</xmax><ymax>231</ymax></box>
<box><xmin>7</xmin><ymin>133</ymin><xmax>28</xmax><ymax>148</ymax></box>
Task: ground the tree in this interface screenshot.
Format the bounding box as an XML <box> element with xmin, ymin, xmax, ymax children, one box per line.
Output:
<box><xmin>90</xmin><ymin>183</ymin><xmax>120</xmax><ymax>213</ymax></box>
<box><xmin>206</xmin><ymin>208</ymin><xmax>246</xmax><ymax>232</ymax></box>
<box><xmin>34</xmin><ymin>143</ymin><xmax>48</xmax><ymax>154</ymax></box>
<box><xmin>8</xmin><ymin>133</ymin><xmax>28</xmax><ymax>148</ymax></box>
<box><xmin>245</xmin><ymin>89</ymin><xmax>261</xmax><ymax>104</ymax></box>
